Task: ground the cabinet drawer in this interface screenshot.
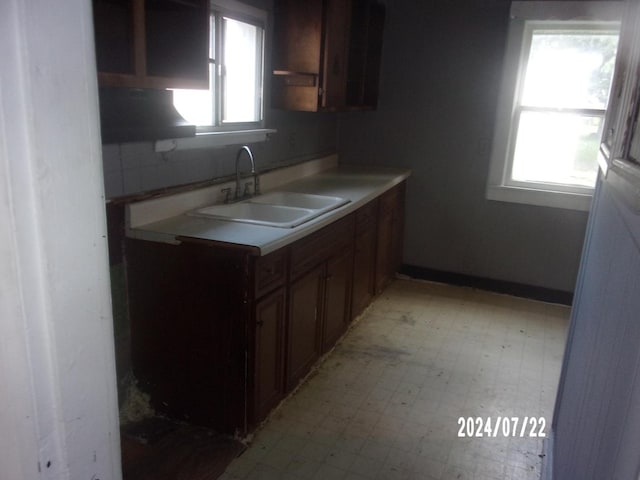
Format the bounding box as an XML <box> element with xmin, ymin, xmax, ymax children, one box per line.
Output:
<box><xmin>290</xmin><ymin>215</ymin><xmax>355</xmax><ymax>279</ymax></box>
<box><xmin>356</xmin><ymin>200</ymin><xmax>378</xmax><ymax>233</ymax></box>
<box><xmin>254</xmin><ymin>249</ymin><xmax>288</xmax><ymax>298</ymax></box>
<box><xmin>379</xmin><ymin>186</ymin><xmax>400</xmax><ymax>218</ymax></box>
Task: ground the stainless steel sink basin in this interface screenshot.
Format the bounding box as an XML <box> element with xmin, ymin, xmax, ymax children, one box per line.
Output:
<box><xmin>188</xmin><ymin>191</ymin><xmax>350</xmax><ymax>228</ymax></box>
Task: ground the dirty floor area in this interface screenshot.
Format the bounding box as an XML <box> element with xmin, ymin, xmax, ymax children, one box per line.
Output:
<box><xmin>121</xmin><ymin>417</ymin><xmax>244</xmax><ymax>480</ymax></box>
<box><xmin>220</xmin><ymin>279</ymin><xmax>569</xmax><ymax>480</ymax></box>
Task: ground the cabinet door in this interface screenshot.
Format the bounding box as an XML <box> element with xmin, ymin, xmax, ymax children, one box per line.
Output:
<box><xmin>286</xmin><ymin>265</ymin><xmax>324</xmax><ymax>390</ymax></box>
<box><xmin>391</xmin><ymin>182</ymin><xmax>406</xmax><ymax>275</ymax></box>
<box><xmin>322</xmin><ymin>246</ymin><xmax>354</xmax><ymax>352</ymax></box>
<box><xmin>352</xmin><ymin>201</ymin><xmax>377</xmax><ymax>318</ymax></box>
<box><xmin>252</xmin><ymin>288</ymin><xmax>286</xmax><ymax>425</ymax></box>
<box><xmin>375</xmin><ymin>191</ymin><xmax>394</xmax><ymax>294</ymax></box>
<box><xmin>272</xmin><ymin>0</ymin><xmax>323</xmax><ymax>74</ymax></box>
<box><xmin>145</xmin><ymin>0</ymin><xmax>209</xmax><ymax>82</ymax></box>
<box><xmin>375</xmin><ymin>183</ymin><xmax>405</xmax><ymax>294</ymax></box>
<box><xmin>346</xmin><ymin>0</ymin><xmax>385</xmax><ymax>108</ymax></box>
<box><xmin>320</xmin><ymin>0</ymin><xmax>351</xmax><ymax>109</ymax></box>
<box><xmin>271</xmin><ymin>0</ymin><xmax>385</xmax><ymax>112</ymax></box>
<box><xmin>94</xmin><ymin>0</ymin><xmax>209</xmax><ymax>88</ymax></box>
<box><xmin>271</xmin><ymin>0</ymin><xmax>323</xmax><ymax>111</ymax></box>
<box><xmin>93</xmin><ymin>0</ymin><xmax>136</xmax><ymax>75</ymax></box>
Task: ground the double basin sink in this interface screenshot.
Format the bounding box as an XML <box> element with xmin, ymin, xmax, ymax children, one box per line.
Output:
<box><xmin>188</xmin><ymin>191</ymin><xmax>350</xmax><ymax>228</ymax></box>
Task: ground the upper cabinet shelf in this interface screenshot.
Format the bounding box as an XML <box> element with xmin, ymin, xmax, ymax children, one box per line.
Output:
<box><xmin>93</xmin><ymin>0</ymin><xmax>209</xmax><ymax>89</ymax></box>
<box><xmin>271</xmin><ymin>0</ymin><xmax>385</xmax><ymax>112</ymax></box>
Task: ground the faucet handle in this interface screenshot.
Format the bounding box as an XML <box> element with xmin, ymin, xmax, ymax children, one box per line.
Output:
<box><xmin>243</xmin><ymin>182</ymin><xmax>253</xmax><ymax>197</ymax></box>
<box><xmin>221</xmin><ymin>187</ymin><xmax>232</xmax><ymax>203</ymax></box>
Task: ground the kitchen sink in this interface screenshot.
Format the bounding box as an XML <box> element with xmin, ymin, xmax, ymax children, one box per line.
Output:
<box><xmin>248</xmin><ymin>191</ymin><xmax>349</xmax><ymax>212</ymax></box>
<box><xmin>188</xmin><ymin>192</ymin><xmax>350</xmax><ymax>228</ymax></box>
<box><xmin>189</xmin><ymin>202</ymin><xmax>316</xmax><ymax>228</ymax></box>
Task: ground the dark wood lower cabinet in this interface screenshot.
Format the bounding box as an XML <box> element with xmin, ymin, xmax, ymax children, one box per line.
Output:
<box><xmin>286</xmin><ymin>215</ymin><xmax>355</xmax><ymax>390</ymax></box>
<box><xmin>126</xmin><ymin>181</ymin><xmax>405</xmax><ymax>435</ymax></box>
<box><xmin>352</xmin><ymin>200</ymin><xmax>378</xmax><ymax>318</ymax></box>
<box><xmin>322</xmin><ymin>246</ymin><xmax>354</xmax><ymax>351</ymax></box>
<box><xmin>251</xmin><ymin>288</ymin><xmax>286</xmax><ymax>425</ymax></box>
<box><xmin>126</xmin><ymin>239</ymin><xmax>246</xmax><ymax>433</ymax></box>
<box><xmin>286</xmin><ymin>265</ymin><xmax>324</xmax><ymax>390</ymax></box>
<box><xmin>375</xmin><ymin>183</ymin><xmax>405</xmax><ymax>294</ymax></box>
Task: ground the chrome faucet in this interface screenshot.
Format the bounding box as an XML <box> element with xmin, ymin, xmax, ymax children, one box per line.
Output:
<box><xmin>235</xmin><ymin>145</ymin><xmax>260</xmax><ymax>200</ymax></box>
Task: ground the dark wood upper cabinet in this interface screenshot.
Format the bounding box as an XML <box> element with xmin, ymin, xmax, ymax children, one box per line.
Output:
<box><xmin>93</xmin><ymin>0</ymin><xmax>136</xmax><ymax>75</ymax></box>
<box><xmin>347</xmin><ymin>0</ymin><xmax>385</xmax><ymax>107</ymax></box>
<box><xmin>272</xmin><ymin>0</ymin><xmax>323</xmax><ymax>76</ymax></box>
<box><xmin>272</xmin><ymin>0</ymin><xmax>385</xmax><ymax>112</ymax></box>
<box><xmin>93</xmin><ymin>0</ymin><xmax>209</xmax><ymax>89</ymax></box>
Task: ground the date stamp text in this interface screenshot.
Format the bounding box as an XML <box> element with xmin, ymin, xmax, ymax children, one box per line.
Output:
<box><xmin>457</xmin><ymin>416</ymin><xmax>546</xmax><ymax>438</ymax></box>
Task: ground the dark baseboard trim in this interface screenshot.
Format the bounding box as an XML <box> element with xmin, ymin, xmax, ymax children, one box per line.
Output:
<box><xmin>400</xmin><ymin>265</ymin><xmax>573</xmax><ymax>306</ymax></box>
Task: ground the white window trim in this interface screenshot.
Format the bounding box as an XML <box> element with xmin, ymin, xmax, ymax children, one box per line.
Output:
<box><xmin>487</xmin><ymin>1</ymin><xmax>623</xmax><ymax>211</ymax></box>
<box><xmin>154</xmin><ymin>128</ymin><xmax>276</xmax><ymax>152</ymax></box>
<box><xmin>158</xmin><ymin>0</ymin><xmax>273</xmax><ymax>152</ymax></box>
<box><xmin>209</xmin><ymin>0</ymin><xmax>266</xmax><ymax>130</ymax></box>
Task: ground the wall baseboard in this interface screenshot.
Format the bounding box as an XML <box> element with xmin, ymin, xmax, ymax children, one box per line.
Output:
<box><xmin>400</xmin><ymin>265</ymin><xmax>573</xmax><ymax>306</ymax></box>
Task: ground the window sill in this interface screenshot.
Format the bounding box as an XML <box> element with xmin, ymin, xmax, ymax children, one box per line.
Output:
<box><xmin>487</xmin><ymin>184</ymin><xmax>593</xmax><ymax>211</ymax></box>
<box><xmin>154</xmin><ymin>128</ymin><xmax>277</xmax><ymax>153</ymax></box>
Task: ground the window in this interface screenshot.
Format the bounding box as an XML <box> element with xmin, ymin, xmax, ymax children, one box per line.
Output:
<box><xmin>172</xmin><ymin>0</ymin><xmax>265</xmax><ymax>131</ymax></box>
<box><xmin>487</xmin><ymin>2</ymin><xmax>622</xmax><ymax>210</ymax></box>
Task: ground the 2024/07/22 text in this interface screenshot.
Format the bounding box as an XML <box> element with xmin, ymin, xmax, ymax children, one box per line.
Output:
<box><xmin>457</xmin><ymin>416</ymin><xmax>546</xmax><ymax>438</ymax></box>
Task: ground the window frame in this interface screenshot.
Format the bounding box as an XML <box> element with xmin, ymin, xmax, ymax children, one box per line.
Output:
<box><xmin>158</xmin><ymin>0</ymin><xmax>274</xmax><ymax>152</ymax></box>
<box><xmin>487</xmin><ymin>1</ymin><xmax>623</xmax><ymax>211</ymax></box>
<box><xmin>173</xmin><ymin>0</ymin><xmax>266</xmax><ymax>133</ymax></box>
<box><xmin>213</xmin><ymin>6</ymin><xmax>265</xmax><ymax>130</ymax></box>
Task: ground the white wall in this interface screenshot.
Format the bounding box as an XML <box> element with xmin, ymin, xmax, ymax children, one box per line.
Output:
<box><xmin>338</xmin><ymin>1</ymin><xmax>587</xmax><ymax>293</ymax></box>
<box><xmin>0</xmin><ymin>0</ymin><xmax>121</xmax><ymax>479</ymax></box>
<box><xmin>551</xmin><ymin>176</ymin><xmax>640</xmax><ymax>478</ymax></box>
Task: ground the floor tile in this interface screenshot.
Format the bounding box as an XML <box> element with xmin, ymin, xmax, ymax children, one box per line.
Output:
<box><xmin>223</xmin><ymin>279</ymin><xmax>569</xmax><ymax>480</ymax></box>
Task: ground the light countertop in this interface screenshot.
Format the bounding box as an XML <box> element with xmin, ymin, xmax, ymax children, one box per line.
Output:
<box><xmin>127</xmin><ymin>164</ymin><xmax>410</xmax><ymax>255</ymax></box>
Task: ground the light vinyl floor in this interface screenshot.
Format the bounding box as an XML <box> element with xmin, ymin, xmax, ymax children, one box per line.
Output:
<box><xmin>221</xmin><ymin>279</ymin><xmax>570</xmax><ymax>480</ymax></box>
